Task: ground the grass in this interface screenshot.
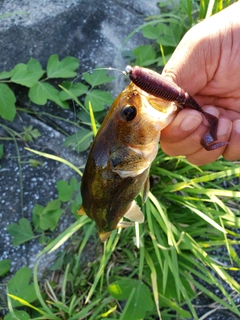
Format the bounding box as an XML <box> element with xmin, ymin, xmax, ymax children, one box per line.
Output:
<box><xmin>6</xmin><ymin>149</ymin><xmax>239</xmax><ymax>319</ymax></box>
<box><xmin>2</xmin><ymin>0</ymin><xmax>240</xmax><ymax>319</ymax></box>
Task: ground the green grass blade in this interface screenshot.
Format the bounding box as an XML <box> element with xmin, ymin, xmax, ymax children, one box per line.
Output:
<box><xmin>118</xmin><ymin>287</ymin><xmax>136</xmax><ymax>320</ymax></box>
<box><xmin>37</xmin><ymin>216</ymin><xmax>89</xmax><ymax>257</ymax></box>
<box><xmin>85</xmin><ymin>231</ymin><xmax>120</xmax><ymax>303</ymax></box>
<box><xmin>88</xmin><ymin>100</ymin><xmax>98</xmax><ymax>136</ymax></box>
<box><xmin>145</xmin><ymin>251</ymin><xmax>162</xmax><ymax>320</ymax></box>
<box><xmin>7</xmin><ymin>294</ymin><xmax>45</xmax><ymax>315</ymax></box>
<box><xmin>182</xmin><ymin>201</ymin><xmax>226</xmax><ymax>233</ymax></box>
<box><xmin>62</xmin><ymin>263</ymin><xmax>70</xmax><ymax>305</ymax></box>
<box><xmin>33</xmin><ymin>260</ymin><xmax>61</xmax><ymax>319</ymax></box>
<box><xmin>25</xmin><ymin>147</ymin><xmax>83</xmax><ymax>176</ymax></box>
<box><xmin>69</xmin><ymin>294</ymin><xmax>107</xmax><ymax>320</ymax></box>
<box><xmin>205</xmin><ymin>0</ymin><xmax>215</xmax><ymax>18</ymax></box>
<box><xmin>59</xmin><ymin>84</ymin><xmax>88</xmax><ymax>112</ymax></box>
<box><xmin>148</xmin><ymin>192</ymin><xmax>180</xmax><ymax>250</ymax></box>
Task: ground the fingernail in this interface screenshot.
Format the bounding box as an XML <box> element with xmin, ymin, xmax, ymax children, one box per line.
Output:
<box><xmin>181</xmin><ymin>115</ymin><xmax>202</xmax><ymax>132</ymax></box>
<box><xmin>218</xmin><ymin>118</ymin><xmax>231</xmax><ymax>136</ymax></box>
<box><xmin>233</xmin><ymin>119</ymin><xmax>240</xmax><ymax>133</ymax></box>
<box><xmin>203</xmin><ymin>106</ymin><xmax>219</xmax><ymax>117</ymax></box>
<box><xmin>202</xmin><ymin>106</ymin><xmax>219</xmax><ymax>126</ymax></box>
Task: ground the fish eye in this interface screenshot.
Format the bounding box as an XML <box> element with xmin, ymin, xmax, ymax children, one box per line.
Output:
<box><xmin>121</xmin><ymin>105</ymin><xmax>137</xmax><ymax>121</ymax></box>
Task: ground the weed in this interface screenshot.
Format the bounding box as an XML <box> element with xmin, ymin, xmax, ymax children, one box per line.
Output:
<box><xmin>1</xmin><ymin>1</ymin><xmax>240</xmax><ymax>319</ymax></box>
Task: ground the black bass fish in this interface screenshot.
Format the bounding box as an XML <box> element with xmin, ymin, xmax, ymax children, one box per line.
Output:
<box><xmin>79</xmin><ymin>66</ymin><xmax>224</xmax><ymax>241</ymax></box>
<box><xmin>78</xmin><ymin>81</ymin><xmax>177</xmax><ymax>241</ymax></box>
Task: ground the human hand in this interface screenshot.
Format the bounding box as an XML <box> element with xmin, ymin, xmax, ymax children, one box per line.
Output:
<box><xmin>161</xmin><ymin>2</ymin><xmax>240</xmax><ymax>165</ymax></box>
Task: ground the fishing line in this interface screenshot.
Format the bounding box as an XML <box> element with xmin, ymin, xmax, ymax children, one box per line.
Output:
<box><xmin>60</xmin><ymin>65</ymin><xmax>129</xmax><ymax>148</ymax></box>
<box><xmin>71</xmin><ymin>66</ymin><xmax>126</xmax><ymax>84</ymax></box>
<box><xmin>67</xmin><ymin>66</ymin><xmax>128</xmax><ymax>123</ymax></box>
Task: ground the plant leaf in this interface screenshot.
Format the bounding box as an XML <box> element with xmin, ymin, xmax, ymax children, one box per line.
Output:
<box><xmin>63</xmin><ymin>128</ymin><xmax>93</xmax><ymax>152</ymax></box>
<box><xmin>23</xmin><ymin>125</ymin><xmax>41</xmax><ymax>142</ymax></box>
<box><xmin>32</xmin><ymin>199</ymin><xmax>63</xmax><ymax>231</ymax></box>
<box><xmin>59</xmin><ymin>81</ymin><xmax>89</xmax><ymax>100</ymax></box>
<box><xmin>0</xmin><ymin>144</ymin><xmax>3</xmax><ymax>159</ymax></box>
<box><xmin>133</xmin><ymin>45</ymin><xmax>156</xmax><ymax>66</ymax></box>
<box><xmin>0</xmin><ymin>83</ymin><xmax>16</xmax><ymax>121</ymax></box>
<box><xmin>84</xmin><ymin>89</ymin><xmax>113</xmax><ymax>112</ymax></box>
<box><xmin>0</xmin><ymin>70</ymin><xmax>11</xmax><ymax>79</ymax></box>
<box><xmin>7</xmin><ymin>267</ymin><xmax>37</xmax><ymax>307</ymax></box>
<box><xmin>11</xmin><ymin>59</ymin><xmax>44</xmax><ymax>87</ymax></box>
<box><xmin>47</xmin><ymin>54</ymin><xmax>79</xmax><ymax>78</ymax></box>
<box><xmin>29</xmin><ymin>82</ymin><xmax>68</xmax><ymax>108</ymax></box>
<box><xmin>71</xmin><ymin>191</ymin><xmax>82</xmax><ymax>215</ymax></box>
<box><xmin>0</xmin><ymin>259</ymin><xmax>11</xmax><ymax>277</ymax></box>
<box><xmin>156</xmin><ymin>22</ymin><xmax>183</xmax><ymax>47</ymax></box>
<box><xmin>6</xmin><ymin>218</ymin><xmax>34</xmax><ymax>246</ymax></box>
<box><xmin>83</xmin><ymin>69</ymin><xmax>114</xmax><ymax>87</ymax></box>
<box><xmin>108</xmin><ymin>278</ymin><xmax>153</xmax><ymax>319</ymax></box>
<box><xmin>57</xmin><ymin>178</ymin><xmax>78</xmax><ymax>202</ymax></box>
<box><xmin>27</xmin><ymin>58</ymin><xmax>45</xmax><ymax>77</ymax></box>
<box><xmin>4</xmin><ymin>310</ymin><xmax>31</xmax><ymax>320</ymax></box>
<box><xmin>142</xmin><ymin>23</ymin><xmax>165</xmax><ymax>39</ymax></box>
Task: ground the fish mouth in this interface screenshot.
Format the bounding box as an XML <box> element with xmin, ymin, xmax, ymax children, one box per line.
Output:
<box><xmin>125</xmin><ymin>82</ymin><xmax>178</xmax><ymax>115</ymax></box>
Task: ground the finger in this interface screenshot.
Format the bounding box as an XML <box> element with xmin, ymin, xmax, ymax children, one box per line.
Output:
<box><xmin>161</xmin><ymin>106</ymin><xmax>221</xmax><ymax>156</ymax></box>
<box><xmin>161</xmin><ymin>109</ymin><xmax>203</xmax><ymax>142</ymax></box>
<box><xmin>161</xmin><ymin>124</ymin><xmax>208</xmax><ymax>156</ymax></box>
<box><xmin>223</xmin><ymin>119</ymin><xmax>240</xmax><ymax>161</ymax></box>
<box><xmin>186</xmin><ymin>117</ymin><xmax>232</xmax><ymax>165</ymax></box>
<box><xmin>160</xmin><ymin>109</ymin><xmax>203</xmax><ymax>155</ymax></box>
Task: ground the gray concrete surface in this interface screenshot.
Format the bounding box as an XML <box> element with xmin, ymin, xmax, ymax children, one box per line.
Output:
<box><xmin>0</xmin><ymin>0</ymin><xmax>156</xmax><ymax>94</ymax></box>
<box><xmin>0</xmin><ymin>1</ymin><xmax>239</xmax><ymax>319</ymax></box>
<box><xmin>0</xmin><ymin>0</ymin><xmax>160</xmax><ymax>316</ymax></box>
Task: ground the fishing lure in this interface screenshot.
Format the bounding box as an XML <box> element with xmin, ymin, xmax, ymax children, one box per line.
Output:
<box><xmin>125</xmin><ymin>65</ymin><xmax>226</xmax><ymax>150</ymax></box>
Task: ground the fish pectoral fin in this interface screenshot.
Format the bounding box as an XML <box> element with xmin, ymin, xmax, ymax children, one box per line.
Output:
<box><xmin>110</xmin><ymin>176</ymin><xmax>133</xmax><ymax>210</ymax></box>
<box><xmin>124</xmin><ymin>202</ymin><xmax>144</xmax><ymax>223</ymax></box>
<box><xmin>110</xmin><ymin>145</ymin><xmax>147</xmax><ymax>173</ymax></box>
<box><xmin>77</xmin><ymin>206</ymin><xmax>86</xmax><ymax>215</ymax></box>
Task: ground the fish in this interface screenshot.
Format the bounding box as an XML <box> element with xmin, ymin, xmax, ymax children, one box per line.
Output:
<box><xmin>79</xmin><ymin>65</ymin><xmax>224</xmax><ymax>242</ymax></box>
<box><xmin>78</xmin><ymin>81</ymin><xmax>178</xmax><ymax>242</ymax></box>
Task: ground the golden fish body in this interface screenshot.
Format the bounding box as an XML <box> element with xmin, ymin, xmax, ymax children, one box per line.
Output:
<box><xmin>79</xmin><ymin>82</ymin><xmax>178</xmax><ymax>241</ymax></box>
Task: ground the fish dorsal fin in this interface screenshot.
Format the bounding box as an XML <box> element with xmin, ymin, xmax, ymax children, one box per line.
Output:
<box><xmin>124</xmin><ymin>201</ymin><xmax>144</xmax><ymax>223</ymax></box>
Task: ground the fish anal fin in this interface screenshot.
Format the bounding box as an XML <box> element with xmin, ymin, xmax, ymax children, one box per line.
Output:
<box><xmin>117</xmin><ymin>221</ymin><xmax>135</xmax><ymax>228</ymax></box>
<box><xmin>124</xmin><ymin>202</ymin><xmax>144</xmax><ymax>223</ymax></box>
<box><xmin>77</xmin><ymin>206</ymin><xmax>86</xmax><ymax>215</ymax></box>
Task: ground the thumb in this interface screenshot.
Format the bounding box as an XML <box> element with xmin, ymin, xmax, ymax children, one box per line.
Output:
<box><xmin>161</xmin><ymin>109</ymin><xmax>203</xmax><ymax>143</ymax></box>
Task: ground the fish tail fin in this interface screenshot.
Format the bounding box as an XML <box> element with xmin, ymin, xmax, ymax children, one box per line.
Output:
<box><xmin>98</xmin><ymin>201</ymin><xmax>145</xmax><ymax>242</ymax></box>
<box><xmin>99</xmin><ymin>222</ymin><xmax>134</xmax><ymax>242</ymax></box>
<box><xmin>77</xmin><ymin>206</ymin><xmax>86</xmax><ymax>215</ymax></box>
<box><xmin>99</xmin><ymin>231</ymin><xmax>112</xmax><ymax>242</ymax></box>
